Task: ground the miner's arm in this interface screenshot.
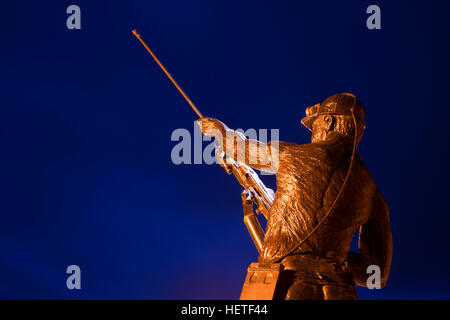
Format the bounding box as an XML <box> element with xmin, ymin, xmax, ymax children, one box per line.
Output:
<box><xmin>198</xmin><ymin>117</ymin><xmax>281</xmax><ymax>173</ymax></box>
<box><xmin>347</xmin><ymin>192</ymin><xmax>393</xmax><ymax>287</ymax></box>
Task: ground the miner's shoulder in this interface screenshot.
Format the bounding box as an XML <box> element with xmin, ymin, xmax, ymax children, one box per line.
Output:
<box><xmin>277</xmin><ymin>141</ymin><xmax>321</xmax><ymax>152</ymax></box>
<box><xmin>275</xmin><ymin>141</ymin><xmax>336</xmax><ymax>166</ymax></box>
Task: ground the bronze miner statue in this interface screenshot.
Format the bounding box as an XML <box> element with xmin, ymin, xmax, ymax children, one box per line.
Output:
<box><xmin>198</xmin><ymin>93</ymin><xmax>393</xmax><ymax>300</ymax></box>
<box><xmin>132</xmin><ymin>29</ymin><xmax>392</xmax><ymax>300</ymax></box>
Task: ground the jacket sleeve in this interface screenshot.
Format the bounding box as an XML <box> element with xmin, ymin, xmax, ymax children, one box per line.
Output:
<box><xmin>347</xmin><ymin>192</ymin><xmax>393</xmax><ymax>287</ymax></box>
<box><xmin>219</xmin><ymin>128</ymin><xmax>287</xmax><ymax>173</ymax></box>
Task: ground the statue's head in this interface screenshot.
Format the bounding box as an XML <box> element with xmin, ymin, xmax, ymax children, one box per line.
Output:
<box><xmin>301</xmin><ymin>93</ymin><xmax>366</xmax><ymax>144</ymax></box>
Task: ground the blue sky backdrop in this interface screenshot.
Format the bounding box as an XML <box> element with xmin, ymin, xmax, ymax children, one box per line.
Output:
<box><xmin>0</xmin><ymin>0</ymin><xmax>449</xmax><ymax>299</ymax></box>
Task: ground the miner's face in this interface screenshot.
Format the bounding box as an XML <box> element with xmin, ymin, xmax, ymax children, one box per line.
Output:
<box><xmin>311</xmin><ymin>115</ymin><xmax>333</xmax><ymax>143</ymax></box>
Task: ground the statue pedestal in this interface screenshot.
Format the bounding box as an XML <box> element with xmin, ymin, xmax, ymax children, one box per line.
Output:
<box><xmin>240</xmin><ymin>262</ymin><xmax>284</xmax><ymax>300</ymax></box>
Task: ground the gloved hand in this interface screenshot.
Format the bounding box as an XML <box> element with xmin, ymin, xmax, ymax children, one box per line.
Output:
<box><xmin>196</xmin><ymin>117</ymin><xmax>227</xmax><ymax>137</ymax></box>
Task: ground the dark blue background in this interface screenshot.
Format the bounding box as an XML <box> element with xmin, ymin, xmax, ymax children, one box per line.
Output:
<box><xmin>1</xmin><ymin>0</ymin><xmax>449</xmax><ymax>299</ymax></box>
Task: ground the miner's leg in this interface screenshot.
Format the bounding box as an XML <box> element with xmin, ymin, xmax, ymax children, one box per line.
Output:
<box><xmin>322</xmin><ymin>284</ymin><xmax>358</xmax><ymax>300</ymax></box>
<box><xmin>284</xmin><ymin>280</ymin><xmax>324</xmax><ymax>300</ymax></box>
<box><xmin>275</xmin><ymin>270</ymin><xmax>324</xmax><ymax>300</ymax></box>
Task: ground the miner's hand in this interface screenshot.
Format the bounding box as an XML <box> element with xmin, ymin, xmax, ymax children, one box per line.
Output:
<box><xmin>197</xmin><ymin>117</ymin><xmax>227</xmax><ymax>137</ymax></box>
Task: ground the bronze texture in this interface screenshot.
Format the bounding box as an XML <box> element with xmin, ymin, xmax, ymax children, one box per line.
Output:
<box><xmin>199</xmin><ymin>93</ymin><xmax>392</xmax><ymax>300</ymax></box>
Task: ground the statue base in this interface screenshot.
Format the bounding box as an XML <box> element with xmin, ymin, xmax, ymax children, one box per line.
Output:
<box><xmin>239</xmin><ymin>262</ymin><xmax>284</xmax><ymax>300</ymax></box>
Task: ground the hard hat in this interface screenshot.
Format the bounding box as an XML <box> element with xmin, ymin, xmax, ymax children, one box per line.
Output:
<box><xmin>301</xmin><ymin>93</ymin><xmax>365</xmax><ymax>131</ymax></box>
